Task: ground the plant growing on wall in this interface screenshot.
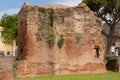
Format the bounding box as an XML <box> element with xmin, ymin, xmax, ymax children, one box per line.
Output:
<box><xmin>46</xmin><ymin>26</ymin><xmax>55</xmax><ymax>48</ymax></box>
<box><xmin>57</xmin><ymin>35</ymin><xmax>64</xmax><ymax>49</ymax></box>
<box><xmin>36</xmin><ymin>26</ymin><xmax>55</xmax><ymax>48</ymax></box>
<box><xmin>47</xmin><ymin>9</ymin><xmax>55</xmax><ymax>48</ymax></box>
<box><xmin>75</xmin><ymin>36</ymin><xmax>82</xmax><ymax>43</ymax></box>
<box><xmin>61</xmin><ymin>16</ymin><xmax>65</xmax><ymax>23</ymax></box>
<box><xmin>49</xmin><ymin>9</ymin><xmax>54</xmax><ymax>26</ymax></box>
<box><xmin>38</xmin><ymin>7</ymin><xmax>46</xmax><ymax>13</ymax></box>
<box><xmin>105</xmin><ymin>55</ymin><xmax>118</xmax><ymax>61</ymax></box>
<box><xmin>36</xmin><ymin>8</ymin><xmax>55</xmax><ymax>48</ymax></box>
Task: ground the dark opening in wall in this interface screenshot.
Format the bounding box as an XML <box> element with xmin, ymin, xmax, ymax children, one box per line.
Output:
<box><xmin>94</xmin><ymin>46</ymin><xmax>100</xmax><ymax>58</ymax></box>
<box><xmin>113</xmin><ymin>43</ymin><xmax>115</xmax><ymax>46</ymax></box>
<box><xmin>7</xmin><ymin>51</ymin><xmax>10</xmax><ymax>55</ymax></box>
<box><xmin>20</xmin><ymin>48</ymin><xmax>24</xmax><ymax>59</ymax></box>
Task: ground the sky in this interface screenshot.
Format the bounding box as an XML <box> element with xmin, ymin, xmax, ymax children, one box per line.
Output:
<box><xmin>0</xmin><ymin>0</ymin><xmax>82</xmax><ymax>19</ymax></box>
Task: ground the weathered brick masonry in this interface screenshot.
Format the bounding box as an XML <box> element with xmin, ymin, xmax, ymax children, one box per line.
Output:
<box><xmin>0</xmin><ymin>57</ymin><xmax>14</xmax><ymax>80</ymax></box>
<box><xmin>17</xmin><ymin>2</ymin><xmax>106</xmax><ymax>77</ymax></box>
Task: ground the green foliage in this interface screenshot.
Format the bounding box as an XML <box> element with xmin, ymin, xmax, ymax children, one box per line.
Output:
<box><xmin>83</xmin><ymin>0</ymin><xmax>120</xmax><ymax>55</ymax></box>
<box><xmin>36</xmin><ymin>26</ymin><xmax>55</xmax><ymax>48</ymax></box>
<box><xmin>57</xmin><ymin>35</ymin><xmax>64</xmax><ymax>49</ymax></box>
<box><xmin>35</xmin><ymin>26</ymin><xmax>44</xmax><ymax>41</ymax></box>
<box><xmin>61</xmin><ymin>16</ymin><xmax>65</xmax><ymax>23</ymax></box>
<box><xmin>105</xmin><ymin>55</ymin><xmax>119</xmax><ymax>61</ymax></box>
<box><xmin>82</xmin><ymin>0</ymin><xmax>120</xmax><ymax>21</ymax></box>
<box><xmin>38</xmin><ymin>7</ymin><xmax>46</xmax><ymax>13</ymax></box>
<box><xmin>75</xmin><ymin>36</ymin><xmax>82</xmax><ymax>43</ymax></box>
<box><xmin>49</xmin><ymin>9</ymin><xmax>54</xmax><ymax>26</ymax></box>
<box><xmin>36</xmin><ymin>8</ymin><xmax>55</xmax><ymax>48</ymax></box>
<box><xmin>0</xmin><ymin>14</ymin><xmax>18</xmax><ymax>43</ymax></box>
<box><xmin>37</xmin><ymin>8</ymin><xmax>55</xmax><ymax>47</ymax></box>
<box><xmin>66</xmin><ymin>8</ymin><xmax>70</xmax><ymax>12</ymax></box>
<box><xmin>46</xmin><ymin>26</ymin><xmax>55</xmax><ymax>48</ymax></box>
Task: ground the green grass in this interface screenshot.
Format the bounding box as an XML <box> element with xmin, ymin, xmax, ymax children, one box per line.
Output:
<box><xmin>16</xmin><ymin>71</ymin><xmax>120</xmax><ymax>80</ymax></box>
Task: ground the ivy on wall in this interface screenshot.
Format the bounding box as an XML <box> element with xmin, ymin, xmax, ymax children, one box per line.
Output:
<box><xmin>36</xmin><ymin>8</ymin><xmax>55</xmax><ymax>48</ymax></box>
<box><xmin>57</xmin><ymin>35</ymin><xmax>64</xmax><ymax>49</ymax></box>
<box><xmin>36</xmin><ymin>7</ymin><xmax>71</xmax><ymax>48</ymax></box>
<box><xmin>46</xmin><ymin>26</ymin><xmax>55</xmax><ymax>48</ymax></box>
<box><xmin>75</xmin><ymin>36</ymin><xmax>82</xmax><ymax>43</ymax></box>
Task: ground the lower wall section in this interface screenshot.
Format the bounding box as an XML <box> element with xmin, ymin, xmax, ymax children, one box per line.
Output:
<box><xmin>0</xmin><ymin>70</ymin><xmax>13</xmax><ymax>80</ymax></box>
<box><xmin>0</xmin><ymin>57</ymin><xmax>14</xmax><ymax>80</ymax></box>
<box><xmin>16</xmin><ymin>60</ymin><xmax>106</xmax><ymax>78</ymax></box>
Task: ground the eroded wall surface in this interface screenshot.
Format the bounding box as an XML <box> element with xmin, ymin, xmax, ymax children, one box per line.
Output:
<box><xmin>17</xmin><ymin>2</ymin><xmax>106</xmax><ymax>77</ymax></box>
<box><xmin>0</xmin><ymin>57</ymin><xmax>14</xmax><ymax>80</ymax></box>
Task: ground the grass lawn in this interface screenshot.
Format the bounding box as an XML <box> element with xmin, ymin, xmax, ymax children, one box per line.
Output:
<box><xmin>16</xmin><ymin>71</ymin><xmax>120</xmax><ymax>80</ymax></box>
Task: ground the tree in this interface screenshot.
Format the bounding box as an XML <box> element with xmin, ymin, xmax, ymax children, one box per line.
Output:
<box><xmin>83</xmin><ymin>0</ymin><xmax>120</xmax><ymax>55</ymax></box>
<box><xmin>0</xmin><ymin>13</ymin><xmax>18</xmax><ymax>42</ymax></box>
<box><xmin>0</xmin><ymin>13</ymin><xmax>18</xmax><ymax>56</ymax></box>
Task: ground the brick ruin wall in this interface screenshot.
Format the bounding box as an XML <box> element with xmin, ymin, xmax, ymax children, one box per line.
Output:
<box><xmin>17</xmin><ymin>3</ymin><xmax>106</xmax><ymax>77</ymax></box>
<box><xmin>0</xmin><ymin>57</ymin><xmax>14</xmax><ymax>80</ymax></box>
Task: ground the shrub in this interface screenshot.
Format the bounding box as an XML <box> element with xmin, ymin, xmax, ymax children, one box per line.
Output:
<box><xmin>105</xmin><ymin>55</ymin><xmax>118</xmax><ymax>61</ymax></box>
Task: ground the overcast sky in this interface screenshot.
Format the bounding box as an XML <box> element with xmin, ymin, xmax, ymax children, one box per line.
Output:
<box><xmin>0</xmin><ymin>0</ymin><xmax>83</xmax><ymax>19</ymax></box>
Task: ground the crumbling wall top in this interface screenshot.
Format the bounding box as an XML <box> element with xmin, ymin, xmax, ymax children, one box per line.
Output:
<box><xmin>37</xmin><ymin>4</ymin><xmax>70</xmax><ymax>9</ymax></box>
<box><xmin>23</xmin><ymin>2</ymin><xmax>31</xmax><ymax>6</ymax></box>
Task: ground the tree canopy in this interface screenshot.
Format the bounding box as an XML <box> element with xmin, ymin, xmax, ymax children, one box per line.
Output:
<box><xmin>0</xmin><ymin>14</ymin><xmax>18</xmax><ymax>43</ymax></box>
<box><xmin>83</xmin><ymin>0</ymin><xmax>120</xmax><ymax>55</ymax></box>
<box><xmin>83</xmin><ymin>0</ymin><xmax>120</xmax><ymax>26</ymax></box>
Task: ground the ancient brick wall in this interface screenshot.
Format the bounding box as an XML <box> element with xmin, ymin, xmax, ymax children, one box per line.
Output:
<box><xmin>17</xmin><ymin>2</ymin><xmax>106</xmax><ymax>77</ymax></box>
<box><xmin>18</xmin><ymin>3</ymin><xmax>28</xmax><ymax>60</ymax></box>
<box><xmin>0</xmin><ymin>57</ymin><xmax>14</xmax><ymax>80</ymax></box>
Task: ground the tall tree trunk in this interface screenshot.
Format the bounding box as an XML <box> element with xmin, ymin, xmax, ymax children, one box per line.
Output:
<box><xmin>106</xmin><ymin>37</ymin><xmax>113</xmax><ymax>55</ymax></box>
<box><xmin>105</xmin><ymin>25</ymin><xmax>115</xmax><ymax>55</ymax></box>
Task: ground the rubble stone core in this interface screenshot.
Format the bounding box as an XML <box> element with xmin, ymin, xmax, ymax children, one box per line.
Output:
<box><xmin>0</xmin><ymin>57</ymin><xmax>14</xmax><ymax>80</ymax></box>
<box><xmin>17</xmin><ymin>2</ymin><xmax>106</xmax><ymax>77</ymax></box>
